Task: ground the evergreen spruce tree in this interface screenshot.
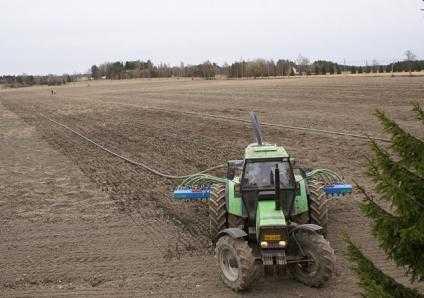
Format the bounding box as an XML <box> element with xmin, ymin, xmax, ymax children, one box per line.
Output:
<box><xmin>346</xmin><ymin>102</ymin><xmax>424</xmax><ymax>297</ymax></box>
<box><xmin>346</xmin><ymin>236</ymin><xmax>422</xmax><ymax>298</ymax></box>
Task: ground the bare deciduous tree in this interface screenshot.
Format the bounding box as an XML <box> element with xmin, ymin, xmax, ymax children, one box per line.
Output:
<box><xmin>296</xmin><ymin>54</ymin><xmax>310</xmax><ymax>76</ymax></box>
<box><xmin>371</xmin><ymin>59</ymin><xmax>379</xmax><ymax>73</ymax></box>
<box><xmin>405</xmin><ymin>50</ymin><xmax>417</xmax><ymax>61</ymax></box>
<box><xmin>404</xmin><ymin>50</ymin><xmax>417</xmax><ymax>75</ymax></box>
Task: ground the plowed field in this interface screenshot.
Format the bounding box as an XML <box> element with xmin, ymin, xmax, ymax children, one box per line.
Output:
<box><xmin>1</xmin><ymin>76</ymin><xmax>423</xmax><ymax>296</ymax></box>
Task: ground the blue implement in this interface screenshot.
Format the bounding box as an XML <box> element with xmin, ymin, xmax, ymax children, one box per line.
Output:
<box><xmin>173</xmin><ymin>187</ymin><xmax>211</xmax><ymax>200</ymax></box>
<box><xmin>324</xmin><ymin>184</ymin><xmax>353</xmax><ymax>197</ymax></box>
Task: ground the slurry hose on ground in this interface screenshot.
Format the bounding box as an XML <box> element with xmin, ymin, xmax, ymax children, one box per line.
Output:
<box><xmin>38</xmin><ymin>113</ymin><xmax>225</xmax><ymax>180</ymax></box>
<box><xmin>99</xmin><ymin>101</ymin><xmax>392</xmax><ymax>143</ymax></box>
<box><xmin>37</xmin><ymin>110</ymin><xmax>384</xmax><ymax>185</ymax></box>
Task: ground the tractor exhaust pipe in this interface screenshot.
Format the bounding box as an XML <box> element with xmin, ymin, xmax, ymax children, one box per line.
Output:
<box><xmin>250</xmin><ymin>112</ymin><xmax>263</xmax><ymax>146</ymax></box>
<box><xmin>275</xmin><ymin>164</ymin><xmax>281</xmax><ymax>210</ymax></box>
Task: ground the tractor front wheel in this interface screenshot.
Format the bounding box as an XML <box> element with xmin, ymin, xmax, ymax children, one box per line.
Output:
<box><xmin>215</xmin><ymin>235</ymin><xmax>258</xmax><ymax>291</ymax></box>
<box><xmin>290</xmin><ymin>232</ymin><xmax>335</xmax><ymax>287</ymax></box>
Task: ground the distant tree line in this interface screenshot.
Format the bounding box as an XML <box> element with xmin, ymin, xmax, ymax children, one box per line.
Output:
<box><xmin>227</xmin><ymin>59</ymin><xmax>296</xmax><ymax>78</ymax></box>
<box><xmin>90</xmin><ymin>57</ymin><xmax>424</xmax><ymax>81</ymax></box>
<box><xmin>227</xmin><ymin>59</ymin><xmax>356</xmax><ymax>77</ymax></box>
<box><xmin>0</xmin><ymin>74</ymin><xmax>78</xmax><ymax>88</ymax></box>
<box><xmin>91</xmin><ymin>60</ymin><xmax>218</xmax><ymax>80</ymax></box>
<box><xmin>349</xmin><ymin>60</ymin><xmax>424</xmax><ymax>74</ymax></box>
<box><xmin>311</xmin><ymin>60</ymin><xmax>343</xmax><ymax>75</ymax></box>
<box><xmin>90</xmin><ymin>58</ymin><xmax>346</xmax><ymax>80</ymax></box>
<box><xmin>2</xmin><ymin>52</ymin><xmax>423</xmax><ymax>88</ymax></box>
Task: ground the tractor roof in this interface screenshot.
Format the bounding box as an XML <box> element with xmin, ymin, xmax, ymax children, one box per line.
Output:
<box><xmin>244</xmin><ymin>143</ymin><xmax>289</xmax><ymax>160</ymax></box>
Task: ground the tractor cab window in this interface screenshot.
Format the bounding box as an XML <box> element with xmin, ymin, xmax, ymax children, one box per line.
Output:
<box><xmin>243</xmin><ymin>161</ymin><xmax>294</xmax><ymax>189</ymax></box>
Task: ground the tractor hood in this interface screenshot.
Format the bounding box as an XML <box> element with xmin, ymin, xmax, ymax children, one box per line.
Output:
<box><xmin>255</xmin><ymin>200</ymin><xmax>286</xmax><ymax>231</ymax></box>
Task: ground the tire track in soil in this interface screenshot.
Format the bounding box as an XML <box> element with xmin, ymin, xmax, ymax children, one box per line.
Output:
<box><xmin>1</xmin><ymin>100</ymin><xmax>214</xmax><ymax>257</ymax></box>
<box><xmin>1</xmin><ymin>101</ymin><xmax>231</xmax><ymax>296</ymax></box>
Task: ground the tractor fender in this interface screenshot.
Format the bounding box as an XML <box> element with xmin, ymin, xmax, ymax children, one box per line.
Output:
<box><xmin>216</xmin><ymin>228</ymin><xmax>247</xmax><ymax>243</ymax></box>
<box><xmin>290</xmin><ymin>224</ymin><xmax>323</xmax><ymax>236</ymax></box>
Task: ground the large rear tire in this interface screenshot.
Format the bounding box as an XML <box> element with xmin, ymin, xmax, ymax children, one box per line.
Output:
<box><xmin>209</xmin><ymin>184</ymin><xmax>227</xmax><ymax>239</ymax></box>
<box><xmin>290</xmin><ymin>232</ymin><xmax>335</xmax><ymax>287</ymax></box>
<box><xmin>308</xmin><ymin>180</ymin><xmax>329</xmax><ymax>234</ymax></box>
<box><xmin>215</xmin><ymin>235</ymin><xmax>258</xmax><ymax>291</ymax></box>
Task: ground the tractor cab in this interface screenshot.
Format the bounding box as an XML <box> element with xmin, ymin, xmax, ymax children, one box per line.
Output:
<box><xmin>240</xmin><ymin>144</ymin><xmax>296</xmax><ymax>227</ymax></box>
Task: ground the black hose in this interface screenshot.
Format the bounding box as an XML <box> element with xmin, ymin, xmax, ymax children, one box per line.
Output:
<box><xmin>38</xmin><ymin>113</ymin><xmax>224</xmax><ymax>180</ymax></box>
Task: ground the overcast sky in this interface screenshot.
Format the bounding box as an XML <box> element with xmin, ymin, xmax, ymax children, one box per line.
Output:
<box><xmin>1</xmin><ymin>0</ymin><xmax>423</xmax><ymax>75</ymax></box>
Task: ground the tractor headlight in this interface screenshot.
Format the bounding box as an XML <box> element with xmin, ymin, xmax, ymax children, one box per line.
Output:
<box><xmin>260</xmin><ymin>241</ymin><xmax>268</xmax><ymax>248</ymax></box>
<box><xmin>278</xmin><ymin>240</ymin><xmax>287</xmax><ymax>247</ymax></box>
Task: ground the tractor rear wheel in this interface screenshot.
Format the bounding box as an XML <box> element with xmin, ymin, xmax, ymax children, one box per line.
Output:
<box><xmin>215</xmin><ymin>235</ymin><xmax>258</xmax><ymax>291</ymax></box>
<box><xmin>209</xmin><ymin>184</ymin><xmax>227</xmax><ymax>239</ymax></box>
<box><xmin>308</xmin><ymin>180</ymin><xmax>329</xmax><ymax>234</ymax></box>
<box><xmin>290</xmin><ymin>232</ymin><xmax>335</xmax><ymax>287</ymax></box>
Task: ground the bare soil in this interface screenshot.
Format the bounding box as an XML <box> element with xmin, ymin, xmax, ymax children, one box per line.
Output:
<box><xmin>1</xmin><ymin>76</ymin><xmax>423</xmax><ymax>297</ymax></box>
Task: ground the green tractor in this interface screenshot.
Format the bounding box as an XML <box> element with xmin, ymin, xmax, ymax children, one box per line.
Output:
<box><xmin>174</xmin><ymin>112</ymin><xmax>351</xmax><ymax>291</ymax></box>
